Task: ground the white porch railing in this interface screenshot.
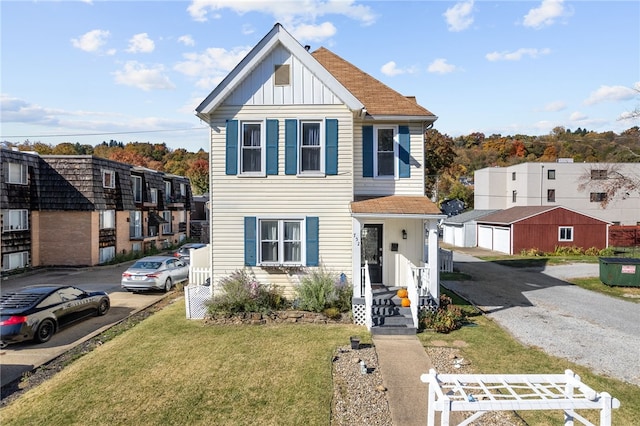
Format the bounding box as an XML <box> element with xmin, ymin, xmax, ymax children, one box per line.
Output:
<box><xmin>362</xmin><ymin>262</ymin><xmax>373</xmax><ymax>330</ymax></box>
<box><xmin>412</xmin><ymin>266</ymin><xmax>431</xmax><ymax>297</ymax></box>
<box><xmin>440</xmin><ymin>248</ymin><xmax>453</xmax><ymax>273</ymax></box>
<box><xmin>405</xmin><ymin>262</ymin><xmax>419</xmax><ymax>329</ymax></box>
<box><xmin>189</xmin><ymin>267</ymin><xmax>211</xmax><ymax>286</ymax></box>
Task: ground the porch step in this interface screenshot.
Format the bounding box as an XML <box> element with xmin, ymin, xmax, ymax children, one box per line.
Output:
<box><xmin>370</xmin><ymin>285</ymin><xmax>416</xmax><ymax>336</ymax></box>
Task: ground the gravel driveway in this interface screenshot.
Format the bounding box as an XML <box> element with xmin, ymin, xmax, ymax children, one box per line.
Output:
<box><xmin>442</xmin><ymin>251</ymin><xmax>640</xmax><ymax>386</ymax></box>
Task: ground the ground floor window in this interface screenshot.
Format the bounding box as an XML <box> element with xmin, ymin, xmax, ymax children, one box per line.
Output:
<box><xmin>162</xmin><ymin>211</ymin><xmax>172</xmax><ymax>234</ymax></box>
<box><xmin>260</xmin><ymin>219</ymin><xmax>302</xmax><ymax>264</ymax></box>
<box><xmin>99</xmin><ymin>246</ymin><xmax>115</xmax><ymax>263</ymax></box>
<box><xmin>130</xmin><ymin>211</ymin><xmax>142</xmax><ymax>238</ymax></box>
<box><xmin>558</xmin><ymin>226</ymin><xmax>573</xmax><ymax>242</ymax></box>
<box><xmin>3</xmin><ymin>209</ymin><xmax>28</xmax><ymax>232</ymax></box>
<box><xmin>2</xmin><ymin>251</ymin><xmax>29</xmax><ymax>270</ymax></box>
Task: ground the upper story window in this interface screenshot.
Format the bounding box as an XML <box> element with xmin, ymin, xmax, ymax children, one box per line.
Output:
<box><xmin>547</xmin><ymin>189</ymin><xmax>555</xmax><ymax>202</ymax></box>
<box><xmin>547</xmin><ymin>169</ymin><xmax>556</xmax><ymax>180</ymax></box>
<box><xmin>590</xmin><ymin>192</ymin><xmax>607</xmax><ymax>202</ymax></box>
<box><xmin>99</xmin><ymin>210</ymin><xmax>115</xmax><ymax>229</ymax></box>
<box><xmin>150</xmin><ymin>188</ymin><xmax>158</xmax><ymax>204</ymax></box>
<box><xmin>3</xmin><ymin>209</ymin><xmax>28</xmax><ymax>232</ymax></box>
<box><xmin>132</xmin><ymin>176</ymin><xmax>143</xmax><ymax>203</ymax></box>
<box><xmin>591</xmin><ymin>169</ymin><xmax>607</xmax><ymax>180</ymax></box>
<box><xmin>7</xmin><ymin>162</ymin><xmax>28</xmax><ymax>185</ymax></box>
<box><xmin>512</xmin><ymin>190</ymin><xmax>517</xmax><ymax>203</ymax></box>
<box><xmin>274</xmin><ymin>64</ymin><xmax>290</xmax><ymax>86</ymax></box>
<box><xmin>162</xmin><ymin>211</ymin><xmax>172</xmax><ymax>234</ymax></box>
<box><xmin>129</xmin><ymin>211</ymin><xmax>142</xmax><ymax>238</ymax></box>
<box><xmin>179</xmin><ymin>183</ymin><xmax>186</xmax><ymax>196</ymax></box>
<box><xmin>102</xmin><ymin>169</ymin><xmax>115</xmax><ymax>189</ymax></box>
<box><xmin>165</xmin><ymin>181</ymin><xmax>172</xmax><ymax>201</ymax></box>
<box><xmin>511</xmin><ymin>172</ymin><xmax>516</xmax><ymax>181</ymax></box>
<box><xmin>241</xmin><ymin>122</ymin><xmax>263</xmax><ymax>174</ymax></box>
<box><xmin>300</xmin><ymin>121</ymin><xmax>323</xmax><ymax>173</ymax></box>
<box><xmin>375</xmin><ymin>127</ymin><xmax>396</xmax><ymax>177</ymax></box>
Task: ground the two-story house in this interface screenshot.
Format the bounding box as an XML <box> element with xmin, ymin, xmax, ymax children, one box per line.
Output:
<box><xmin>194</xmin><ymin>24</ymin><xmax>445</xmax><ymax>331</ymax></box>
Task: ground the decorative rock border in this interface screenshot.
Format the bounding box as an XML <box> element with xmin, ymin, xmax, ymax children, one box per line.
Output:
<box><xmin>203</xmin><ymin>310</ymin><xmax>352</xmax><ymax>326</ymax></box>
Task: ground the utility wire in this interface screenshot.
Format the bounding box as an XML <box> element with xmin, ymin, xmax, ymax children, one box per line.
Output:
<box><xmin>2</xmin><ymin>127</ymin><xmax>208</xmax><ymax>139</ymax></box>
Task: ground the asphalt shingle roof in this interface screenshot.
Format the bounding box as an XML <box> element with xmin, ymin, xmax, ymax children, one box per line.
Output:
<box><xmin>350</xmin><ymin>195</ymin><xmax>442</xmax><ymax>215</ymax></box>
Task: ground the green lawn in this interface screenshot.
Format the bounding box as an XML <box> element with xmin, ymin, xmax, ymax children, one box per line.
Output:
<box><xmin>418</xmin><ymin>289</ymin><xmax>640</xmax><ymax>425</ymax></box>
<box><xmin>1</xmin><ymin>302</ymin><xmax>366</xmax><ymax>426</ymax></box>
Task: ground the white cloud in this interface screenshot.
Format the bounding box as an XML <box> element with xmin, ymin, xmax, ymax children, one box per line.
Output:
<box><xmin>543</xmin><ymin>101</ymin><xmax>566</xmax><ymax>112</ymax></box>
<box><xmin>443</xmin><ymin>0</ymin><xmax>474</xmax><ymax>32</ymax></box>
<box><xmin>241</xmin><ymin>24</ymin><xmax>255</xmax><ymax>35</ymax></box>
<box><xmin>1</xmin><ymin>94</ymin><xmax>60</xmax><ymax>126</ymax></box>
<box><xmin>523</xmin><ymin>0</ymin><xmax>566</xmax><ymax>29</ymax></box>
<box><xmin>71</xmin><ymin>29</ymin><xmax>112</xmax><ymax>54</ymax></box>
<box><xmin>174</xmin><ymin>46</ymin><xmax>251</xmax><ymax>89</ymax></box>
<box><xmin>113</xmin><ymin>61</ymin><xmax>176</xmax><ymax>91</ymax></box>
<box><xmin>569</xmin><ymin>111</ymin><xmax>588</xmax><ymax>121</ymax></box>
<box><xmin>178</xmin><ymin>35</ymin><xmax>195</xmax><ymax>46</ymax></box>
<box><xmin>126</xmin><ymin>33</ymin><xmax>155</xmax><ymax>53</ymax></box>
<box><xmin>380</xmin><ymin>61</ymin><xmax>403</xmax><ymax>77</ymax></box>
<box><xmin>584</xmin><ymin>85</ymin><xmax>638</xmax><ymax>105</ymax></box>
<box><xmin>427</xmin><ymin>58</ymin><xmax>457</xmax><ymax>74</ymax></box>
<box><xmin>485</xmin><ymin>47</ymin><xmax>551</xmax><ymax>61</ymax></box>
<box><xmin>290</xmin><ymin>22</ymin><xmax>337</xmax><ymax>42</ymax></box>
<box><xmin>187</xmin><ymin>0</ymin><xmax>376</xmax><ymax>26</ymax></box>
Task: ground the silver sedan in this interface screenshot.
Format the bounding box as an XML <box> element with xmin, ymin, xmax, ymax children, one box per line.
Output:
<box><xmin>121</xmin><ymin>256</ymin><xmax>189</xmax><ymax>292</ymax></box>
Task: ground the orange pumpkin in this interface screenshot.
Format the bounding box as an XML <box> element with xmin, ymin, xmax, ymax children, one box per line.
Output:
<box><xmin>401</xmin><ymin>297</ymin><xmax>411</xmax><ymax>307</ymax></box>
<box><xmin>397</xmin><ymin>288</ymin><xmax>408</xmax><ymax>298</ymax></box>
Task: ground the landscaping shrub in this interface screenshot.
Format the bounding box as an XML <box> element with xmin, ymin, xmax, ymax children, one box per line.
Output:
<box><xmin>296</xmin><ymin>267</ymin><xmax>352</xmax><ymax>313</ymax></box>
<box><xmin>419</xmin><ymin>294</ymin><xmax>466</xmax><ymax>333</ymax></box>
<box><xmin>206</xmin><ymin>269</ymin><xmax>287</xmax><ymax>315</ymax></box>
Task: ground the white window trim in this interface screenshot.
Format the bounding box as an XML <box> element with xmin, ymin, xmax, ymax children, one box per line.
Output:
<box><xmin>180</xmin><ymin>183</ymin><xmax>186</xmax><ymax>196</ymax></box>
<box><xmin>258</xmin><ymin>217</ymin><xmax>305</xmax><ymax>266</ymax></box>
<box><xmin>298</xmin><ymin>120</ymin><xmax>325</xmax><ymax>176</ymax></box>
<box><xmin>102</xmin><ymin>169</ymin><xmax>115</xmax><ymax>189</ymax></box>
<box><xmin>239</xmin><ymin>120</ymin><xmax>266</xmax><ymax>177</ymax></box>
<box><xmin>3</xmin><ymin>209</ymin><xmax>29</xmax><ymax>232</ymax></box>
<box><xmin>130</xmin><ymin>211</ymin><xmax>142</xmax><ymax>238</ymax></box>
<box><xmin>2</xmin><ymin>251</ymin><xmax>29</xmax><ymax>270</ymax></box>
<box><xmin>132</xmin><ymin>176</ymin><xmax>143</xmax><ymax>203</ymax></box>
<box><xmin>150</xmin><ymin>188</ymin><xmax>158</xmax><ymax>204</ymax></box>
<box><xmin>7</xmin><ymin>162</ymin><xmax>28</xmax><ymax>185</ymax></box>
<box><xmin>99</xmin><ymin>210</ymin><xmax>115</xmax><ymax>229</ymax></box>
<box><xmin>558</xmin><ymin>226</ymin><xmax>574</xmax><ymax>242</ymax></box>
<box><xmin>373</xmin><ymin>125</ymin><xmax>398</xmax><ymax>179</ymax></box>
<box><xmin>165</xmin><ymin>181</ymin><xmax>172</xmax><ymax>202</ymax></box>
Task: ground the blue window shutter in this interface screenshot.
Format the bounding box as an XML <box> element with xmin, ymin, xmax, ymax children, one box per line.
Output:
<box><xmin>325</xmin><ymin>119</ymin><xmax>338</xmax><ymax>175</ymax></box>
<box><xmin>398</xmin><ymin>125</ymin><xmax>410</xmax><ymax>178</ymax></box>
<box><xmin>285</xmin><ymin>119</ymin><xmax>298</xmax><ymax>175</ymax></box>
<box><xmin>244</xmin><ymin>216</ymin><xmax>257</xmax><ymax>266</ymax></box>
<box><xmin>362</xmin><ymin>125</ymin><xmax>374</xmax><ymax>177</ymax></box>
<box><xmin>306</xmin><ymin>216</ymin><xmax>319</xmax><ymax>266</ymax></box>
<box><xmin>266</xmin><ymin>119</ymin><xmax>279</xmax><ymax>175</ymax></box>
<box><xmin>226</xmin><ymin>120</ymin><xmax>238</xmax><ymax>175</ymax></box>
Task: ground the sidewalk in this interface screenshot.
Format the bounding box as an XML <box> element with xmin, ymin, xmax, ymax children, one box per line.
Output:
<box><xmin>373</xmin><ymin>335</ymin><xmax>463</xmax><ymax>426</ymax></box>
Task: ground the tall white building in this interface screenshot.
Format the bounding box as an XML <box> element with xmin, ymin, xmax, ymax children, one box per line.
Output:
<box><xmin>474</xmin><ymin>162</ymin><xmax>640</xmax><ymax>225</ymax></box>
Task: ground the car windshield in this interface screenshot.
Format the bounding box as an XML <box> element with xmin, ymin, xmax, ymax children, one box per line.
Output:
<box><xmin>131</xmin><ymin>261</ymin><xmax>162</xmax><ymax>270</ymax></box>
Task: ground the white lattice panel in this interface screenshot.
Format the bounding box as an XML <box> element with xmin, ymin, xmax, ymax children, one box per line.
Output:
<box><xmin>185</xmin><ymin>285</ymin><xmax>212</xmax><ymax>319</ymax></box>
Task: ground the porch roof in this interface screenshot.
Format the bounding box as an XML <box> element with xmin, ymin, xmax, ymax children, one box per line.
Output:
<box><xmin>350</xmin><ymin>195</ymin><xmax>444</xmax><ymax>219</ymax></box>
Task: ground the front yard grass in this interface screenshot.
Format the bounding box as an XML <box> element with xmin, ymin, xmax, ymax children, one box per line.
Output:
<box><xmin>418</xmin><ymin>289</ymin><xmax>640</xmax><ymax>425</ymax></box>
<box><xmin>0</xmin><ymin>300</ymin><xmax>367</xmax><ymax>426</ymax></box>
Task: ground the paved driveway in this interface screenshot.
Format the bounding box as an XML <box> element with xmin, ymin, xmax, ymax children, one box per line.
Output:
<box><xmin>443</xmin><ymin>251</ymin><xmax>640</xmax><ymax>386</ymax></box>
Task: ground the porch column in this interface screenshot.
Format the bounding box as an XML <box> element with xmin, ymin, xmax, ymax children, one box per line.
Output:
<box><xmin>427</xmin><ymin>219</ymin><xmax>440</xmax><ymax>301</ymax></box>
<box><xmin>352</xmin><ymin>217</ymin><xmax>362</xmax><ymax>297</ymax></box>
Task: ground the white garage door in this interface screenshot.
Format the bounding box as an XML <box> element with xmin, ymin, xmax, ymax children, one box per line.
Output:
<box><xmin>493</xmin><ymin>227</ymin><xmax>511</xmax><ymax>254</ymax></box>
<box><xmin>478</xmin><ymin>226</ymin><xmax>493</xmax><ymax>249</ymax></box>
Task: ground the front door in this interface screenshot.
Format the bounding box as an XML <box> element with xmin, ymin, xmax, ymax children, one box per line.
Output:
<box><xmin>362</xmin><ymin>224</ymin><xmax>383</xmax><ymax>284</ymax></box>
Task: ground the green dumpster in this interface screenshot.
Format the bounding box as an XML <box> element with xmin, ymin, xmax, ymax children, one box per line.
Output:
<box><xmin>599</xmin><ymin>257</ymin><xmax>640</xmax><ymax>287</ymax></box>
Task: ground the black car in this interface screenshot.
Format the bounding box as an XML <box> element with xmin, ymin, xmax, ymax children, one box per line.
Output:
<box><xmin>0</xmin><ymin>285</ymin><xmax>110</xmax><ymax>347</ymax></box>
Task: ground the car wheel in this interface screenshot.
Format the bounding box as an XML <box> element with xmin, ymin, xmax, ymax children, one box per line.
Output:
<box><xmin>164</xmin><ymin>278</ymin><xmax>172</xmax><ymax>292</ymax></box>
<box><xmin>35</xmin><ymin>319</ymin><xmax>55</xmax><ymax>344</ymax></box>
<box><xmin>97</xmin><ymin>298</ymin><xmax>110</xmax><ymax>316</ymax></box>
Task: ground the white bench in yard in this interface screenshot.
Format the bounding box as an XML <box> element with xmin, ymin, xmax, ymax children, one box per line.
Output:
<box><xmin>421</xmin><ymin>369</ymin><xmax>620</xmax><ymax>426</ymax></box>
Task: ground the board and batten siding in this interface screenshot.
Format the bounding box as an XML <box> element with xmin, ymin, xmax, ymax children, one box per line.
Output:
<box><xmin>223</xmin><ymin>45</ymin><xmax>343</xmax><ymax>107</ymax></box>
<box><xmin>353</xmin><ymin>121</ymin><xmax>426</xmax><ymax>197</ymax></box>
<box><xmin>208</xmin><ymin>104</ymin><xmax>354</xmax><ymax>293</ymax></box>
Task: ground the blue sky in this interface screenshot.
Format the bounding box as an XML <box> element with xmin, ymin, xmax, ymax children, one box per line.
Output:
<box><xmin>2</xmin><ymin>0</ymin><xmax>639</xmax><ymax>153</ymax></box>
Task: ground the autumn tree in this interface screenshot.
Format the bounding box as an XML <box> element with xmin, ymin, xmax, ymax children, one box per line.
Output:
<box><xmin>187</xmin><ymin>158</ymin><xmax>209</xmax><ymax>194</ymax></box>
<box><xmin>424</xmin><ymin>129</ymin><xmax>456</xmax><ymax>199</ymax></box>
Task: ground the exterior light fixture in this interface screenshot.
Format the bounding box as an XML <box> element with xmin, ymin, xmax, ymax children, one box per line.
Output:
<box><xmin>402</xmin><ymin>229</ymin><xmax>407</xmax><ymax>240</ymax></box>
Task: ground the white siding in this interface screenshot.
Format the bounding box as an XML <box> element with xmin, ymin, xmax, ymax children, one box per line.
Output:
<box><xmin>208</xmin><ymin>104</ymin><xmax>354</xmax><ymax>294</ymax></box>
<box><xmin>353</xmin><ymin>121</ymin><xmax>426</xmax><ymax>196</ymax></box>
<box><xmin>223</xmin><ymin>45</ymin><xmax>343</xmax><ymax>107</ymax></box>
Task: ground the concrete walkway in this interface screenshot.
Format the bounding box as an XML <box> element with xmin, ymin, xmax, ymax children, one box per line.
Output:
<box><xmin>373</xmin><ymin>335</ymin><xmax>464</xmax><ymax>426</ymax></box>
